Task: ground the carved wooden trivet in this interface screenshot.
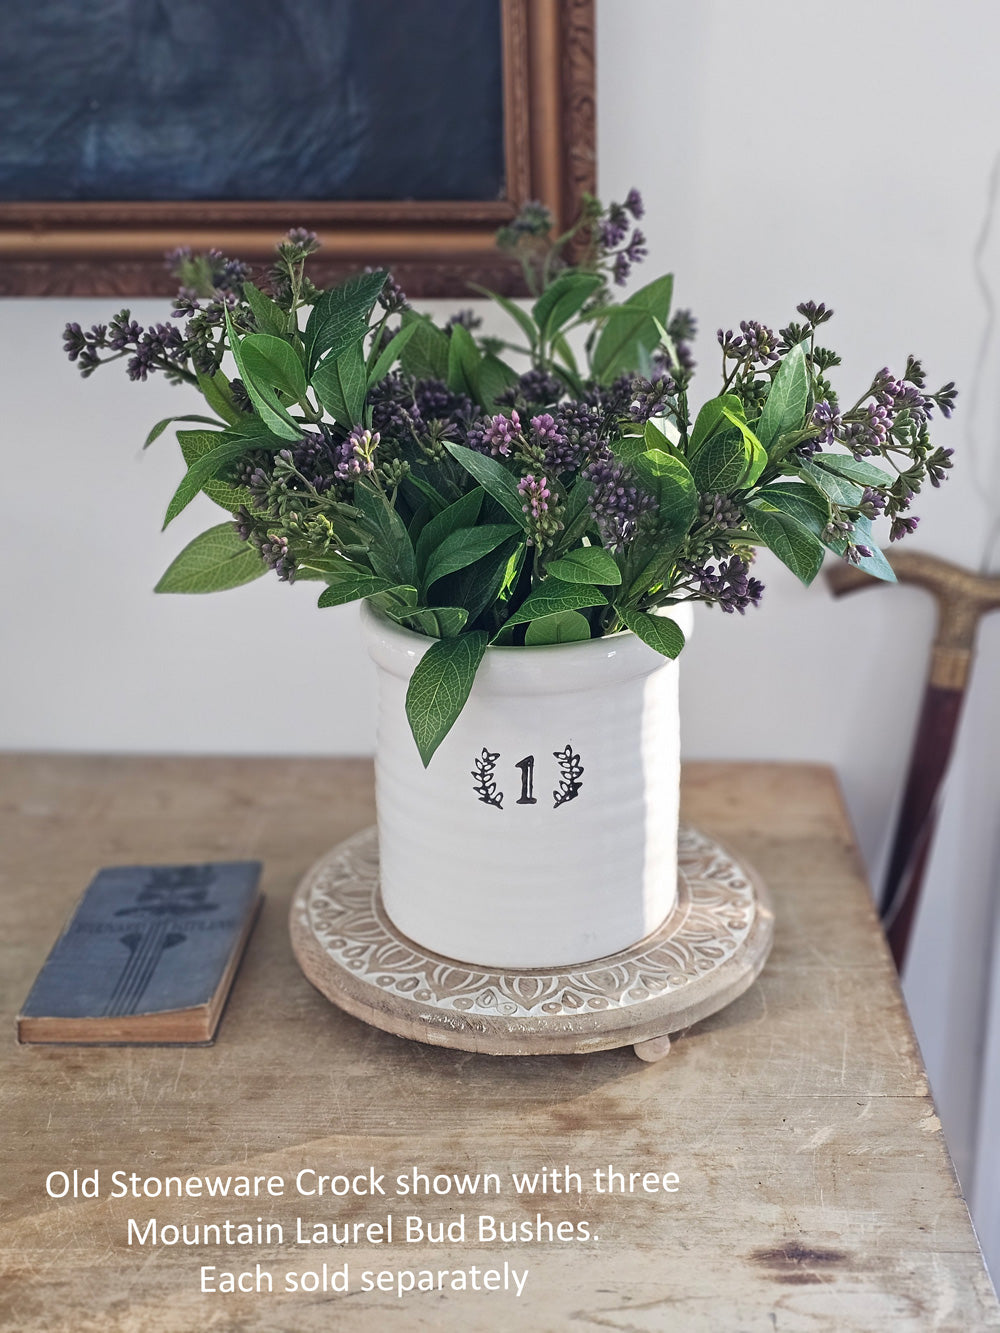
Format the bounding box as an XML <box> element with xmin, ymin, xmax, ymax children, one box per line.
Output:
<box><xmin>290</xmin><ymin>825</ymin><xmax>774</xmax><ymax>1060</ymax></box>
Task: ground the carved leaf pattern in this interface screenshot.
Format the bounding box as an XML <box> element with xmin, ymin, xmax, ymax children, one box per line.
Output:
<box><xmin>301</xmin><ymin>826</ymin><xmax>758</xmax><ymax>1018</ymax></box>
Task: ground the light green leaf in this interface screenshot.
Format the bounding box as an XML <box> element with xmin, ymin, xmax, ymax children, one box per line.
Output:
<box><xmin>196</xmin><ymin>369</ymin><xmax>242</xmax><ymax>425</ymax></box>
<box><xmin>524</xmin><ymin>609</ymin><xmax>592</xmax><ymax>645</ymax></box>
<box><xmin>442</xmin><ymin>441</ymin><xmax>528</xmax><ymax>527</ymax></box>
<box><xmin>154</xmin><ymin>523</ymin><xmax>265</xmax><ymax>594</ymax></box>
<box><xmin>422</xmin><ymin>524</ymin><xmax>520</xmax><ymax>591</ymax></box>
<box><xmin>403</xmin><ymin>606</ymin><xmax>470</xmax><ymax>639</ymax></box>
<box><xmin>164</xmin><ymin>434</ymin><xmax>261</xmax><ymax>528</ymax></box>
<box><xmin>591</xmin><ymin>274</ymin><xmax>673</xmax><ymax>384</ymax></box>
<box><xmin>632</xmin><ymin>448</ymin><xmax>698</xmax><ymax>541</ymax></box>
<box><xmin>240</xmin><ymin>333</ymin><xmax>307</xmax><ymax>403</ymax></box>
<box><xmin>304</xmin><ymin>269</ymin><xmax>386</xmax><ymax>372</ymax></box>
<box><xmin>824</xmin><ymin>516</ymin><xmax>897</xmax><ymax>582</ymax></box>
<box><xmin>224</xmin><ymin>308</ymin><xmax>301</xmax><ymax>440</ymax></box>
<box><xmin>799</xmin><ymin>458</ymin><xmax>865</xmax><ymax>507</ymax></box>
<box><xmin>503</xmin><ymin>579</ymin><xmax>607</xmax><ymax>629</ymax></box>
<box><xmin>756</xmin><ymin>341</ymin><xmax>810</xmax><ymax>455</ymax></box>
<box><xmin>405</xmin><ymin>632</ymin><xmax>489</xmax><ymax>766</ymax></box>
<box><xmin>620</xmin><ymin>608</ymin><xmax>686</xmax><ymax>658</ymax></box>
<box><xmin>750</xmin><ymin>482</ymin><xmax>830</xmax><ymax>538</ymax></box>
<box><xmin>812</xmin><ymin>454</ymin><xmax>893</xmax><ymax>488</ymax></box>
<box><xmin>243</xmin><ymin>281</ymin><xmax>290</xmax><ymax>338</ymax></box>
<box><xmin>748</xmin><ymin>507</ymin><xmax>825</xmax><ymax>585</ymax></box>
<box><xmin>366</xmin><ymin>318</ymin><xmax>423</xmax><ymax>388</ymax></box>
<box><xmin>691</xmin><ymin>426</ymin><xmax>750</xmax><ymax>494</ymax></box>
<box><xmin>468</xmin><ymin>284</ymin><xmax>537</xmax><ymax>351</ymax></box>
<box><xmin>688</xmin><ymin>393</ymin><xmax>746</xmax><ymax>458</ymax></box>
<box><xmin>176</xmin><ymin>428</ymin><xmax>252</xmax><ymax>516</ymax></box>
<box><xmin>546</xmin><ymin>546</ymin><xmax>622</xmax><ymax>586</ymax></box>
<box><xmin>312</xmin><ymin>342</ymin><xmax>366</xmax><ymax>426</ymax></box>
<box><xmin>720</xmin><ymin>408</ymin><xmax>768</xmax><ymax>486</ymax></box>
<box><xmin>316</xmin><ymin>572</ymin><xmax>395</xmax><ymax>608</ymax></box>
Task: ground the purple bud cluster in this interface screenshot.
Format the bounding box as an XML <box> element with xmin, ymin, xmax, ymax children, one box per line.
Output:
<box><xmin>597</xmin><ymin>190</ymin><xmax>647</xmax><ymax>285</ymax></box>
<box><xmin>718</xmin><ymin>321</ymin><xmax>781</xmax><ymax>366</ymax></box>
<box><xmin>473</xmin><ymin>410</ymin><xmax>521</xmax><ymax>458</ymax></box>
<box><xmin>334</xmin><ymin>427</ymin><xmax>379</xmax><ymax>481</ymax></box>
<box><xmin>584</xmin><ymin>451</ymin><xmax>655</xmax><ymax>549</ymax></box>
<box><xmin>682</xmin><ymin>556</ymin><xmax>764</xmax><ymax>615</ymax></box>
<box><xmin>517</xmin><ymin>473</ymin><xmax>552</xmax><ymax>520</ymax></box>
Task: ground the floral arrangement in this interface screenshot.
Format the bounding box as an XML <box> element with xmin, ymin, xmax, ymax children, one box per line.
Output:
<box><xmin>64</xmin><ymin>193</ymin><xmax>956</xmax><ymax>763</ymax></box>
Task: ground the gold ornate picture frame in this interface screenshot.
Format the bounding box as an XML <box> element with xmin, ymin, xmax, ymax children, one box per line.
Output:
<box><xmin>0</xmin><ymin>0</ymin><xmax>595</xmax><ymax>297</ymax></box>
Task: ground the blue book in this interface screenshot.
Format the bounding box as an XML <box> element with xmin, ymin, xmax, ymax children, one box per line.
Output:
<box><xmin>17</xmin><ymin>861</ymin><xmax>262</xmax><ymax>1045</ymax></box>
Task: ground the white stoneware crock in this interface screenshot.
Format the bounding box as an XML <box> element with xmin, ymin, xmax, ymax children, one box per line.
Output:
<box><xmin>360</xmin><ymin>601</ymin><xmax>693</xmax><ymax>969</ymax></box>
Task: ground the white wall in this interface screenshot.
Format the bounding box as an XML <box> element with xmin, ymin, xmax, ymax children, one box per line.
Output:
<box><xmin>2</xmin><ymin>0</ymin><xmax>998</xmax><ymax>1280</ymax></box>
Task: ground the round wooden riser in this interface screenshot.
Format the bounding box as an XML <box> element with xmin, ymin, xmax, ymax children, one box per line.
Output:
<box><xmin>290</xmin><ymin>825</ymin><xmax>774</xmax><ymax>1060</ymax></box>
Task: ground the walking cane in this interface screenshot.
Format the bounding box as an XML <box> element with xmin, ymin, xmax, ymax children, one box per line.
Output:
<box><xmin>825</xmin><ymin>550</ymin><xmax>1000</xmax><ymax>969</ymax></box>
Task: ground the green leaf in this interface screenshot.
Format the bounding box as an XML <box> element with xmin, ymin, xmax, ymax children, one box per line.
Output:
<box><xmin>436</xmin><ymin>535</ymin><xmax>523</xmax><ymax>623</ymax></box>
<box><xmin>240</xmin><ymin>333</ymin><xmax>307</xmax><ymax>403</ymax></box>
<box><xmin>403</xmin><ymin>606</ymin><xmax>470</xmax><ymax>639</ymax></box>
<box><xmin>352</xmin><ymin>478</ymin><xmax>418</xmax><ymax>586</ymax></box>
<box><xmin>422</xmin><ymin>523</ymin><xmax>520</xmax><ymax>591</ymax></box>
<box><xmin>176</xmin><ymin>428</ymin><xmax>251</xmax><ymax>516</ymax></box>
<box><xmin>503</xmin><ymin>579</ymin><xmax>607</xmax><ymax>629</ymax></box>
<box><xmin>154</xmin><ymin>523</ymin><xmax>265</xmax><ymax>594</ymax></box>
<box><xmin>224</xmin><ymin>308</ymin><xmax>301</xmax><ymax>440</ymax></box>
<box><xmin>546</xmin><ymin>546</ymin><xmax>622</xmax><ymax>586</ymax></box>
<box><xmin>750</xmin><ymin>483</ymin><xmax>830</xmax><ymax>538</ymax></box>
<box><xmin>144</xmin><ymin>414</ymin><xmax>223</xmax><ymax>449</ymax></box>
<box><xmin>442</xmin><ymin>441</ymin><xmax>528</xmax><ymax>527</ymax></box>
<box><xmin>243</xmin><ymin>281</ymin><xmax>290</xmax><ymax>338</ymax></box>
<box><xmin>399</xmin><ymin>308</ymin><xmax>450</xmax><ymax>380</ymax></box>
<box><xmin>591</xmin><ymin>275</ymin><xmax>673</xmax><ymax>384</ymax></box>
<box><xmin>415</xmin><ymin>487</ymin><xmax>484</xmax><ymax>573</ymax></box>
<box><xmin>366</xmin><ymin>317</ymin><xmax>423</xmax><ymax>388</ymax></box>
<box><xmin>691</xmin><ymin>427</ymin><xmax>750</xmax><ymax>494</ymax></box>
<box><xmin>756</xmin><ymin>341</ymin><xmax>810</xmax><ymax>455</ymax></box>
<box><xmin>317</xmin><ymin>573</ymin><xmax>396</xmax><ymax>608</ymax></box>
<box><xmin>475</xmin><ymin>353</ymin><xmax>519</xmax><ymax>412</ymax></box>
<box><xmin>812</xmin><ymin>454</ymin><xmax>894</xmax><ymax>488</ymax></box>
<box><xmin>468</xmin><ymin>283</ymin><xmax>537</xmax><ymax>352</ymax></box>
<box><xmin>824</xmin><ymin>516</ymin><xmax>897</xmax><ymax>582</ymax></box>
<box><xmin>164</xmin><ymin>434</ymin><xmax>261</xmax><ymax>528</ymax></box>
<box><xmin>304</xmin><ymin>269</ymin><xmax>386</xmax><ymax>373</ymax></box>
<box><xmin>619</xmin><ymin>609</ymin><xmax>686</xmax><ymax>658</ymax></box>
<box><xmin>533</xmin><ymin>272</ymin><xmax>603</xmax><ymax>342</ymax></box>
<box><xmin>446</xmin><ymin>322</ymin><xmax>482</xmax><ymax>400</ymax></box>
<box><xmin>405</xmin><ymin>632</ymin><xmax>489</xmax><ymax>766</ymax></box>
<box><xmin>748</xmin><ymin>507</ymin><xmax>825</xmax><ymax>585</ymax></box>
<box><xmin>406</xmin><ymin>473</ymin><xmax>450</xmax><ymax>514</ymax></box>
<box><xmin>688</xmin><ymin>394</ymin><xmax>746</xmax><ymax>459</ymax></box>
<box><xmin>312</xmin><ymin>342</ymin><xmax>366</xmax><ymax>426</ymax></box>
<box><xmin>632</xmin><ymin>449</ymin><xmax>698</xmax><ymax>541</ymax></box>
<box><xmin>554</xmin><ymin>477</ymin><xmax>595</xmax><ymax>551</ymax></box>
<box><xmin>720</xmin><ymin>408</ymin><xmax>768</xmax><ymax>486</ymax></box>
<box><xmin>196</xmin><ymin>370</ymin><xmax>242</xmax><ymax>425</ymax></box>
<box><xmin>524</xmin><ymin>609</ymin><xmax>593</xmax><ymax>645</ymax></box>
<box><xmin>799</xmin><ymin>458</ymin><xmax>864</xmax><ymax>507</ymax></box>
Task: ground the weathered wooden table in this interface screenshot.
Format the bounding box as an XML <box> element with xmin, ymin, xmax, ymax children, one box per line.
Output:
<box><xmin>2</xmin><ymin>755</ymin><xmax>997</xmax><ymax>1332</ymax></box>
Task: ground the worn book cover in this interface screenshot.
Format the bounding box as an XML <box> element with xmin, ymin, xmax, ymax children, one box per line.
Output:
<box><xmin>16</xmin><ymin>861</ymin><xmax>262</xmax><ymax>1045</ymax></box>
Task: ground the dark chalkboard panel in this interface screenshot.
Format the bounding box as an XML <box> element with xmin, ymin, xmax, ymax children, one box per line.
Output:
<box><xmin>0</xmin><ymin>0</ymin><xmax>504</xmax><ymax>202</ymax></box>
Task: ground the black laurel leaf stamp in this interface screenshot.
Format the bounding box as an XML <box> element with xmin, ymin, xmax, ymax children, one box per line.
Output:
<box><xmin>552</xmin><ymin>745</ymin><xmax>584</xmax><ymax>807</ymax></box>
<box><xmin>471</xmin><ymin>748</ymin><xmax>503</xmax><ymax>808</ymax></box>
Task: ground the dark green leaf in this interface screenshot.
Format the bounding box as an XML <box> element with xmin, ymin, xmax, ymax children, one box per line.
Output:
<box><xmin>690</xmin><ymin>427</ymin><xmax>750</xmax><ymax>494</ymax></box>
<box><xmin>312</xmin><ymin>342</ymin><xmax>366</xmax><ymax>426</ymax></box>
<box><xmin>620</xmin><ymin>609</ymin><xmax>686</xmax><ymax>658</ymax></box>
<box><xmin>415</xmin><ymin>487</ymin><xmax>484</xmax><ymax>574</ymax></box>
<box><xmin>435</xmin><ymin>535</ymin><xmax>523</xmax><ymax>623</ymax></box>
<box><xmin>144</xmin><ymin>414</ymin><xmax>222</xmax><ymax>449</ymax></box>
<box><xmin>446</xmin><ymin>322</ymin><xmax>481</xmax><ymax>400</ymax></box>
<box><xmin>748</xmin><ymin>507</ymin><xmax>825</xmax><ymax>584</ymax></box>
<box><xmin>405</xmin><ymin>632</ymin><xmax>489</xmax><ymax>766</ymax></box>
<box><xmin>591</xmin><ymin>274</ymin><xmax>673</xmax><ymax>384</ymax></box>
<box><xmin>750</xmin><ymin>483</ymin><xmax>830</xmax><ymax>538</ymax></box>
<box><xmin>475</xmin><ymin>353</ymin><xmax>519</xmax><ymax>411</ymax></box>
<box><xmin>503</xmin><ymin>579</ymin><xmax>607</xmax><ymax>629</ymax></box>
<box><xmin>196</xmin><ymin>370</ymin><xmax>242</xmax><ymax>425</ymax></box>
<box><xmin>399</xmin><ymin>308</ymin><xmax>450</xmax><ymax>380</ymax></box>
<box><xmin>154</xmin><ymin>523</ymin><xmax>265</xmax><ymax>594</ymax></box>
<box><xmin>533</xmin><ymin>272</ymin><xmax>603</xmax><ymax>342</ymax></box>
<box><xmin>240</xmin><ymin>333</ymin><xmax>307</xmax><ymax>403</ymax></box>
<box><xmin>824</xmin><ymin>516</ymin><xmax>896</xmax><ymax>582</ymax></box>
<box><xmin>304</xmin><ymin>269</ymin><xmax>386</xmax><ymax>373</ymax></box>
<box><xmin>442</xmin><ymin>441</ymin><xmax>528</xmax><ymax>527</ymax></box>
<box><xmin>317</xmin><ymin>573</ymin><xmax>396</xmax><ymax>607</ymax></box>
<box><xmin>403</xmin><ymin>606</ymin><xmax>470</xmax><ymax>639</ymax></box>
<box><xmin>243</xmin><ymin>281</ymin><xmax>290</xmax><ymax>338</ymax></box>
<box><xmin>813</xmin><ymin>454</ymin><xmax>894</xmax><ymax>488</ymax></box>
<box><xmin>524</xmin><ymin>609</ymin><xmax>592</xmax><ymax>645</ymax></box>
<box><xmin>423</xmin><ymin>523</ymin><xmax>520</xmax><ymax>591</ymax></box>
<box><xmin>756</xmin><ymin>341</ymin><xmax>810</xmax><ymax>454</ymax></box>
<box><xmin>351</xmin><ymin>478</ymin><xmax>418</xmax><ymax>586</ymax></box>
<box><xmin>688</xmin><ymin>393</ymin><xmax>746</xmax><ymax>458</ymax></box>
<box><xmin>545</xmin><ymin>546</ymin><xmax>622</xmax><ymax>586</ymax></box>
<box><xmin>224</xmin><ymin>308</ymin><xmax>301</xmax><ymax>440</ymax></box>
<box><xmin>366</xmin><ymin>317</ymin><xmax>423</xmax><ymax>387</ymax></box>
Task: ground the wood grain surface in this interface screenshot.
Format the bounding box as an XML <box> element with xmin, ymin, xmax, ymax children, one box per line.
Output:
<box><xmin>1</xmin><ymin>755</ymin><xmax>997</xmax><ymax>1332</ymax></box>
